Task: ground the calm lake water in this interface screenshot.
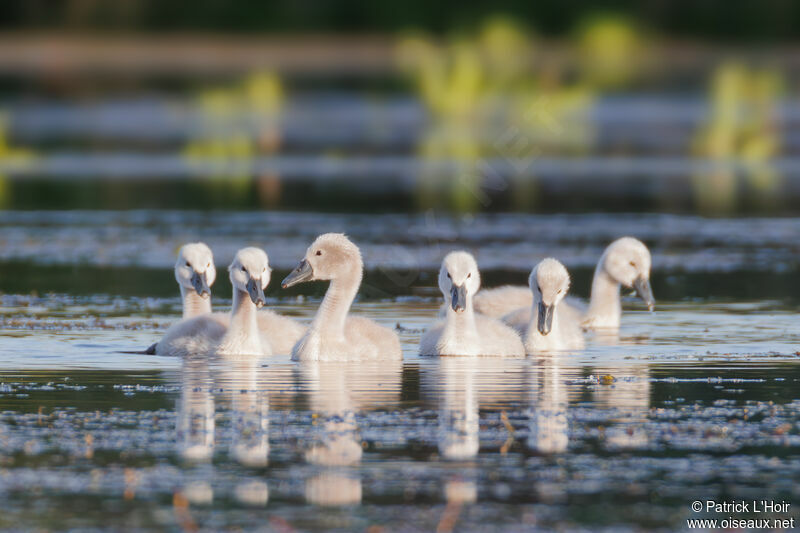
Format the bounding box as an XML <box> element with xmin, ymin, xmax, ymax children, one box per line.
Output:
<box><xmin>1</xmin><ymin>210</ymin><xmax>799</xmax><ymax>531</ymax></box>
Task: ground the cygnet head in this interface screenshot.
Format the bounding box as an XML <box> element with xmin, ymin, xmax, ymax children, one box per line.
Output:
<box><xmin>229</xmin><ymin>247</ymin><xmax>270</xmax><ymax>308</ymax></box>
<box><xmin>282</xmin><ymin>233</ymin><xmax>362</xmax><ymax>288</ymax></box>
<box><xmin>601</xmin><ymin>237</ymin><xmax>655</xmax><ymax>311</ymax></box>
<box><xmin>175</xmin><ymin>242</ymin><xmax>216</xmax><ymax>299</ymax></box>
<box><xmin>530</xmin><ymin>258</ymin><xmax>570</xmax><ymax>336</ymax></box>
<box><xmin>439</xmin><ymin>251</ymin><xmax>481</xmax><ymax>313</ymax></box>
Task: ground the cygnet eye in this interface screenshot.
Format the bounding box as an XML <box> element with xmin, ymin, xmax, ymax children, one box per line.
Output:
<box><xmin>467</xmin><ymin>272</ymin><xmax>471</xmax><ymax>278</ymax></box>
<box><xmin>207</xmin><ymin>262</ymin><xmax>211</xmax><ymax>268</ymax></box>
<box><xmin>446</xmin><ymin>273</ymin><xmax>451</xmax><ymax>279</ymax></box>
<box><xmin>241</xmin><ymin>266</ymin><xmax>246</xmax><ymax>272</ymax></box>
<box><xmin>185</xmin><ymin>261</ymin><xmax>190</xmax><ymax>267</ymax></box>
<box><xmin>537</xmin><ymin>285</ymin><xmax>542</xmax><ymax>293</ymax></box>
<box><xmin>263</xmin><ymin>267</ymin><xmax>267</xmax><ymax>273</ymax></box>
<box><xmin>557</xmin><ymin>289</ymin><xmax>563</xmax><ymax>294</ymax></box>
<box><xmin>629</xmin><ymin>261</ymin><xmax>636</xmax><ymax>267</ymax></box>
<box><xmin>316</xmin><ymin>250</ymin><xmax>322</xmax><ymax>256</ymax></box>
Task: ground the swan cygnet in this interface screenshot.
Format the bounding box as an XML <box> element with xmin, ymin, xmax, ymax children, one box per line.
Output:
<box><xmin>503</xmin><ymin>258</ymin><xmax>584</xmax><ymax>353</ymax></box>
<box><xmin>175</xmin><ymin>242</ymin><xmax>216</xmax><ymax>319</ymax></box>
<box><xmin>281</xmin><ymin>233</ymin><xmax>402</xmax><ymax>362</ymax></box>
<box><xmin>155</xmin><ymin>247</ymin><xmax>272</xmax><ymax>358</ymax></box>
<box><xmin>175</xmin><ymin>242</ymin><xmax>302</xmax><ymax>354</ymax></box>
<box><xmin>419</xmin><ymin>251</ymin><xmax>525</xmax><ymax>357</ymax></box>
<box><xmin>473</xmin><ymin>237</ymin><xmax>655</xmax><ymax>330</ymax></box>
<box><xmin>581</xmin><ymin>236</ymin><xmax>654</xmax><ymax>329</ymax></box>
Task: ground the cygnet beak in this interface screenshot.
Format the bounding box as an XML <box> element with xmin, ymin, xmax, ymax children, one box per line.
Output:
<box><xmin>538</xmin><ymin>301</ymin><xmax>554</xmax><ymax>335</ymax></box>
<box><xmin>282</xmin><ymin>259</ymin><xmax>314</xmax><ymax>289</ymax></box>
<box><xmin>450</xmin><ymin>284</ymin><xmax>467</xmax><ymax>313</ymax></box>
<box><xmin>246</xmin><ymin>278</ymin><xmax>266</xmax><ymax>308</ymax></box>
<box><xmin>634</xmin><ymin>277</ymin><xmax>655</xmax><ymax>312</ymax></box>
<box><xmin>191</xmin><ymin>271</ymin><xmax>211</xmax><ymax>299</ymax></box>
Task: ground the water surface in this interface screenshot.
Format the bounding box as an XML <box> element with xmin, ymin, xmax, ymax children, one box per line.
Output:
<box><xmin>1</xmin><ymin>210</ymin><xmax>799</xmax><ymax>531</ymax></box>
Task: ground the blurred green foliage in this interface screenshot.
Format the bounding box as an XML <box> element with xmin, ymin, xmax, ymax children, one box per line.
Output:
<box><xmin>0</xmin><ymin>5</ymin><xmax>796</xmax><ymax>215</ymax></box>
<box><xmin>692</xmin><ymin>62</ymin><xmax>783</xmax><ymax>214</ymax></box>
<box><xmin>397</xmin><ymin>17</ymin><xmax>632</xmax><ymax>211</ymax></box>
<box><xmin>0</xmin><ymin>114</ymin><xmax>35</xmax><ymax>208</ymax></box>
<box><xmin>184</xmin><ymin>72</ymin><xmax>284</xmax><ymax>205</ymax></box>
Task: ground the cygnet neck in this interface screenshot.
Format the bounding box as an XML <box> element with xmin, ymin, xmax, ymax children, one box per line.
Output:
<box><xmin>312</xmin><ymin>267</ymin><xmax>362</xmax><ymax>336</ymax></box>
<box><xmin>585</xmin><ymin>265</ymin><xmax>621</xmax><ymax>327</ymax></box>
<box><xmin>444</xmin><ymin>295</ymin><xmax>478</xmax><ymax>335</ymax></box>
<box><xmin>217</xmin><ymin>287</ymin><xmax>264</xmax><ymax>356</ymax></box>
<box><xmin>181</xmin><ymin>285</ymin><xmax>212</xmax><ymax>318</ymax></box>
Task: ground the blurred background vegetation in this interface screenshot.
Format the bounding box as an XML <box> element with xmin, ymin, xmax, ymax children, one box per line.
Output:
<box><xmin>0</xmin><ymin>0</ymin><xmax>798</xmax><ymax>214</ymax></box>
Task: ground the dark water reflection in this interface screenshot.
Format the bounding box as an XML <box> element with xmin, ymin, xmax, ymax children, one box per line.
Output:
<box><xmin>1</xmin><ymin>354</ymin><xmax>798</xmax><ymax>531</ymax></box>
